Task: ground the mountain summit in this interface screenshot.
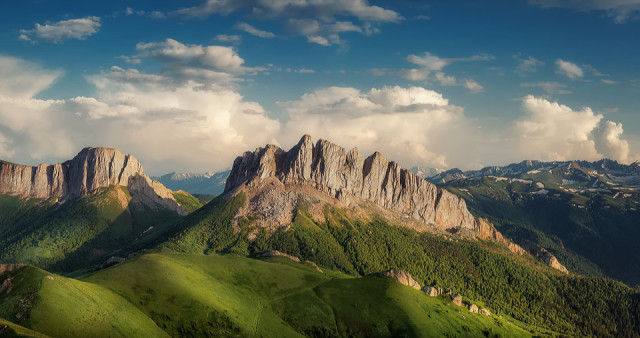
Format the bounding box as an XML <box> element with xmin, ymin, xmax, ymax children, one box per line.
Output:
<box><xmin>0</xmin><ymin>147</ymin><xmax>186</xmax><ymax>215</ymax></box>
<box><xmin>224</xmin><ymin>135</ymin><xmax>527</xmax><ymax>252</ymax></box>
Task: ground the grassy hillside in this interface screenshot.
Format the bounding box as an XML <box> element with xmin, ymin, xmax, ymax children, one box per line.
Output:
<box><xmin>0</xmin><ymin>253</ymin><xmax>533</xmax><ymax>337</ymax></box>
<box><xmin>442</xmin><ymin>176</ymin><xmax>640</xmax><ymax>285</ymax></box>
<box><xmin>163</xmin><ymin>194</ymin><xmax>640</xmax><ymax>337</ymax></box>
<box><xmin>0</xmin><ymin>266</ymin><xmax>167</xmax><ymax>337</ymax></box>
<box><xmin>86</xmin><ymin>252</ymin><xmax>533</xmax><ymax>337</ymax></box>
<box><xmin>0</xmin><ymin>186</ymin><xmax>183</xmax><ymax>273</ymax></box>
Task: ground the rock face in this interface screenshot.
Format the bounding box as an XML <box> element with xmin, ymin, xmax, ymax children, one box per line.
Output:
<box><xmin>451</xmin><ymin>294</ymin><xmax>463</xmax><ymax>306</ymax></box>
<box><xmin>469</xmin><ymin>304</ymin><xmax>479</xmax><ymax>313</ymax></box>
<box><xmin>481</xmin><ymin>308</ymin><xmax>491</xmax><ymax>316</ymax></box>
<box><xmin>0</xmin><ymin>148</ymin><xmax>186</xmax><ymax>215</ymax></box>
<box><xmin>382</xmin><ymin>269</ymin><xmax>421</xmax><ymax>290</ymax></box>
<box><xmin>519</xmin><ymin>240</ymin><xmax>569</xmax><ymax>274</ymax></box>
<box><xmin>422</xmin><ymin>286</ymin><xmax>444</xmax><ymax>297</ymax></box>
<box><xmin>226</xmin><ymin>135</ymin><xmax>479</xmax><ymax>232</ymax></box>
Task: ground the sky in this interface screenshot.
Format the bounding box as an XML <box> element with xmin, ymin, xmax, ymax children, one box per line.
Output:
<box><xmin>1</xmin><ymin>0</ymin><xmax>639</xmax><ymax>175</ymax></box>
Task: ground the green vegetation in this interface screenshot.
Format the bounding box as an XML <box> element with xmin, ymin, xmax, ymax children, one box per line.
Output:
<box><xmin>164</xmin><ymin>196</ymin><xmax>640</xmax><ymax>337</ymax></box>
<box><xmin>171</xmin><ymin>191</ymin><xmax>204</xmax><ymax>213</ymax></box>
<box><xmin>0</xmin><ymin>253</ymin><xmax>533</xmax><ymax>337</ymax></box>
<box><xmin>0</xmin><ymin>186</ymin><xmax>183</xmax><ymax>273</ymax></box>
<box><xmin>0</xmin><ymin>266</ymin><xmax>167</xmax><ymax>337</ymax></box>
<box><xmin>443</xmin><ymin>176</ymin><xmax>640</xmax><ymax>285</ymax></box>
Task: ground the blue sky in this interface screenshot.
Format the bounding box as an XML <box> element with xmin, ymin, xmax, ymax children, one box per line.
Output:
<box><xmin>1</xmin><ymin>0</ymin><xmax>639</xmax><ymax>174</ymax></box>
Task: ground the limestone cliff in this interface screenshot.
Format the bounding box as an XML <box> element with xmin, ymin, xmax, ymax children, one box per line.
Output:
<box><xmin>0</xmin><ymin>147</ymin><xmax>186</xmax><ymax>215</ymax></box>
<box><xmin>226</xmin><ymin>135</ymin><xmax>477</xmax><ymax>232</ymax></box>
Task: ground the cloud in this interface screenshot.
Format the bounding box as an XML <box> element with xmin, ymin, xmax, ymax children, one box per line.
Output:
<box><xmin>0</xmin><ymin>56</ymin><xmax>64</xmax><ymax>99</ymax></box>
<box><xmin>132</xmin><ymin>38</ymin><xmax>261</xmax><ymax>89</ymax></box>
<box><xmin>173</xmin><ymin>0</ymin><xmax>401</xmax><ymax>46</ymax></box>
<box><xmin>234</xmin><ymin>22</ymin><xmax>275</xmax><ymax>38</ymax></box>
<box><xmin>521</xmin><ymin>81</ymin><xmax>571</xmax><ymax>94</ymax></box>
<box><xmin>400</xmin><ymin>52</ymin><xmax>490</xmax><ymax>92</ymax></box>
<box><xmin>555</xmin><ymin>59</ymin><xmax>584</xmax><ymax>79</ymax></box>
<box><xmin>214</xmin><ymin>34</ymin><xmax>242</xmax><ymax>43</ymax></box>
<box><xmin>463</xmin><ymin>79</ymin><xmax>484</xmax><ymax>93</ymax></box>
<box><xmin>529</xmin><ymin>0</ymin><xmax>640</xmax><ymax>23</ymax></box>
<box><xmin>513</xmin><ymin>54</ymin><xmax>545</xmax><ymax>75</ymax></box>
<box><xmin>174</xmin><ymin>0</ymin><xmax>401</xmax><ymax>22</ymax></box>
<box><xmin>510</xmin><ymin>95</ymin><xmax>633</xmax><ymax>163</ymax></box>
<box><xmin>19</xmin><ymin>16</ymin><xmax>100</xmax><ymax>43</ymax></box>
<box><xmin>601</xmin><ymin>79</ymin><xmax>617</xmax><ymax>84</ymax></box>
<box><xmin>593</xmin><ymin>121</ymin><xmax>630</xmax><ymax>163</ymax></box>
<box><xmin>279</xmin><ymin>85</ymin><xmax>482</xmax><ymax>168</ymax></box>
<box><xmin>0</xmin><ymin>54</ymin><xmax>280</xmax><ymax>173</ymax></box>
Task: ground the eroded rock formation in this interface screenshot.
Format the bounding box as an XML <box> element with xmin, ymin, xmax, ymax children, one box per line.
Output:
<box><xmin>226</xmin><ymin>135</ymin><xmax>477</xmax><ymax>232</ymax></box>
<box><xmin>0</xmin><ymin>147</ymin><xmax>186</xmax><ymax>215</ymax></box>
<box><xmin>381</xmin><ymin>269</ymin><xmax>421</xmax><ymax>290</ymax></box>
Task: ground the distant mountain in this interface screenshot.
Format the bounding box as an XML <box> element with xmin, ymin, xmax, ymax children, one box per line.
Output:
<box><xmin>153</xmin><ymin>170</ymin><xmax>230</xmax><ymax>195</ymax></box>
<box><xmin>431</xmin><ymin>159</ymin><xmax>640</xmax><ymax>285</ymax></box>
<box><xmin>429</xmin><ymin>159</ymin><xmax>640</xmax><ymax>187</ymax></box>
<box><xmin>409</xmin><ymin>166</ymin><xmax>444</xmax><ymax>179</ymax></box>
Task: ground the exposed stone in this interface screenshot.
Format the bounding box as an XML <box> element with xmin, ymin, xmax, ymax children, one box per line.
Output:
<box><xmin>259</xmin><ymin>250</ymin><xmax>300</xmax><ymax>262</ymax></box>
<box><xmin>227</xmin><ymin>135</ymin><xmax>481</xmax><ymax>233</ymax></box>
<box><xmin>451</xmin><ymin>293</ymin><xmax>463</xmax><ymax>306</ymax></box>
<box><xmin>382</xmin><ymin>269</ymin><xmax>421</xmax><ymax>290</ymax></box>
<box><xmin>519</xmin><ymin>240</ymin><xmax>569</xmax><ymax>273</ymax></box>
<box><xmin>469</xmin><ymin>304</ymin><xmax>478</xmax><ymax>313</ymax></box>
<box><xmin>0</xmin><ymin>148</ymin><xmax>186</xmax><ymax>215</ymax></box>
<box><xmin>481</xmin><ymin>308</ymin><xmax>491</xmax><ymax>316</ymax></box>
<box><xmin>422</xmin><ymin>285</ymin><xmax>444</xmax><ymax>297</ymax></box>
<box><xmin>0</xmin><ymin>264</ymin><xmax>25</xmax><ymax>275</ymax></box>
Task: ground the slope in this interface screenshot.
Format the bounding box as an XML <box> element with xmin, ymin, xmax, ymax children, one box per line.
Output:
<box><xmin>0</xmin><ymin>265</ymin><xmax>167</xmax><ymax>337</ymax></box>
<box><xmin>84</xmin><ymin>251</ymin><xmax>533</xmax><ymax>337</ymax></box>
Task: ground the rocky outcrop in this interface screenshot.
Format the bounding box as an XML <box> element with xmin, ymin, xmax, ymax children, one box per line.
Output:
<box><xmin>258</xmin><ymin>250</ymin><xmax>301</xmax><ymax>262</ymax></box>
<box><xmin>481</xmin><ymin>308</ymin><xmax>491</xmax><ymax>316</ymax></box>
<box><xmin>422</xmin><ymin>285</ymin><xmax>444</xmax><ymax>297</ymax></box>
<box><xmin>226</xmin><ymin>135</ymin><xmax>478</xmax><ymax>232</ymax></box>
<box><xmin>469</xmin><ymin>304</ymin><xmax>479</xmax><ymax>313</ymax></box>
<box><xmin>451</xmin><ymin>294</ymin><xmax>463</xmax><ymax>306</ymax></box>
<box><xmin>0</xmin><ymin>264</ymin><xmax>25</xmax><ymax>275</ymax></box>
<box><xmin>0</xmin><ymin>148</ymin><xmax>186</xmax><ymax>215</ymax></box>
<box><xmin>519</xmin><ymin>240</ymin><xmax>569</xmax><ymax>274</ymax></box>
<box><xmin>381</xmin><ymin>269</ymin><xmax>421</xmax><ymax>290</ymax></box>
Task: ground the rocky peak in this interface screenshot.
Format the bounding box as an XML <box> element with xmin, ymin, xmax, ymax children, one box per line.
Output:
<box><xmin>226</xmin><ymin>135</ymin><xmax>480</xmax><ymax>233</ymax></box>
<box><xmin>0</xmin><ymin>147</ymin><xmax>186</xmax><ymax>215</ymax></box>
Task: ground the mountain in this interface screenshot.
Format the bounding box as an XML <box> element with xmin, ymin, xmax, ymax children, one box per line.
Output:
<box><xmin>2</xmin><ymin>137</ymin><xmax>640</xmax><ymax>337</ymax></box>
<box><xmin>410</xmin><ymin>166</ymin><xmax>444</xmax><ymax>179</ymax></box>
<box><xmin>0</xmin><ymin>147</ymin><xmax>186</xmax><ymax>215</ymax></box>
<box><xmin>153</xmin><ymin>170</ymin><xmax>230</xmax><ymax>196</ymax></box>
<box><xmin>430</xmin><ymin>159</ymin><xmax>640</xmax><ymax>285</ymax></box>
<box><xmin>429</xmin><ymin>159</ymin><xmax>640</xmax><ymax>188</ymax></box>
<box><xmin>0</xmin><ymin>147</ymin><xmax>193</xmax><ymax>272</ymax></box>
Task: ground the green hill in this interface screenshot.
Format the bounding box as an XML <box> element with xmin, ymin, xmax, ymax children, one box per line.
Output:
<box><xmin>161</xmin><ymin>193</ymin><xmax>640</xmax><ymax>337</ymax></box>
<box><xmin>0</xmin><ymin>186</ymin><xmax>187</xmax><ymax>273</ymax></box>
<box><xmin>1</xmin><ymin>252</ymin><xmax>535</xmax><ymax>337</ymax></box>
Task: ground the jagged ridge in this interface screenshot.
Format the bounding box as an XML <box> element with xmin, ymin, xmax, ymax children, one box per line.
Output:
<box><xmin>227</xmin><ymin>135</ymin><xmax>498</xmax><ymax>235</ymax></box>
<box><xmin>0</xmin><ymin>147</ymin><xmax>186</xmax><ymax>215</ymax></box>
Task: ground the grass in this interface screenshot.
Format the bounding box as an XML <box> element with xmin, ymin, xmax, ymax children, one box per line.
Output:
<box><xmin>171</xmin><ymin>191</ymin><xmax>204</xmax><ymax>213</ymax></box>
<box><xmin>0</xmin><ymin>266</ymin><xmax>167</xmax><ymax>338</ymax></box>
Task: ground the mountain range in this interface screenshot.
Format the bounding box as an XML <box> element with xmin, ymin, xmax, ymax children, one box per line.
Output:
<box><xmin>0</xmin><ymin>135</ymin><xmax>639</xmax><ymax>337</ymax></box>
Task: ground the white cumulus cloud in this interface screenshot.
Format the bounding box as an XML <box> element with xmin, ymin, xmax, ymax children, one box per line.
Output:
<box><xmin>234</xmin><ymin>22</ymin><xmax>275</xmax><ymax>38</ymax></box>
<box><xmin>19</xmin><ymin>16</ymin><xmax>101</xmax><ymax>43</ymax></box>
<box><xmin>555</xmin><ymin>59</ymin><xmax>584</xmax><ymax>79</ymax></box>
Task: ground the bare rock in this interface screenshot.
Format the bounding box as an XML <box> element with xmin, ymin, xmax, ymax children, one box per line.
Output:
<box><xmin>382</xmin><ymin>269</ymin><xmax>421</xmax><ymax>290</ymax></box>
<box><xmin>481</xmin><ymin>308</ymin><xmax>491</xmax><ymax>316</ymax></box>
<box><xmin>451</xmin><ymin>293</ymin><xmax>463</xmax><ymax>306</ymax></box>
<box><xmin>0</xmin><ymin>264</ymin><xmax>25</xmax><ymax>274</ymax></box>
<box><xmin>226</xmin><ymin>135</ymin><xmax>482</xmax><ymax>233</ymax></box>
<box><xmin>519</xmin><ymin>240</ymin><xmax>569</xmax><ymax>273</ymax></box>
<box><xmin>259</xmin><ymin>250</ymin><xmax>300</xmax><ymax>262</ymax></box>
<box><xmin>0</xmin><ymin>148</ymin><xmax>186</xmax><ymax>215</ymax></box>
<box><xmin>422</xmin><ymin>285</ymin><xmax>444</xmax><ymax>297</ymax></box>
<box><xmin>469</xmin><ymin>304</ymin><xmax>478</xmax><ymax>313</ymax></box>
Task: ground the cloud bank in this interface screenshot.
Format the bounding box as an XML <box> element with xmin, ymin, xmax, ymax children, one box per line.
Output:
<box><xmin>19</xmin><ymin>16</ymin><xmax>101</xmax><ymax>43</ymax></box>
